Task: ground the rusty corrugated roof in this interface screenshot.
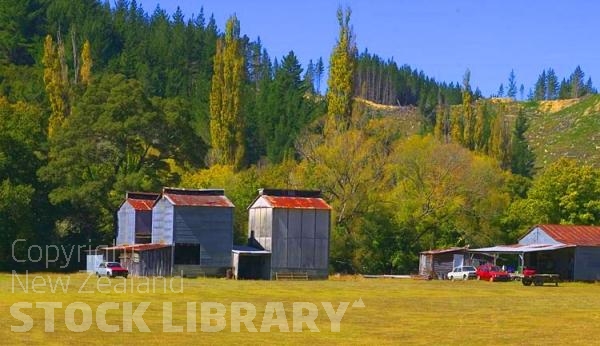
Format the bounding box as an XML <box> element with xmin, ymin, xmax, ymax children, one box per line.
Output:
<box><xmin>420</xmin><ymin>247</ymin><xmax>468</xmax><ymax>255</ymax></box>
<box><xmin>537</xmin><ymin>224</ymin><xmax>600</xmax><ymax>246</ymax></box>
<box><xmin>128</xmin><ymin>199</ymin><xmax>155</xmax><ymax>211</ymax></box>
<box><xmin>262</xmin><ymin>195</ymin><xmax>331</xmax><ymax>210</ymax></box>
<box><xmin>102</xmin><ymin>243</ymin><xmax>171</xmax><ymax>252</ymax></box>
<box><xmin>124</xmin><ymin>192</ymin><xmax>159</xmax><ymax>211</ymax></box>
<box><xmin>162</xmin><ymin>187</ymin><xmax>234</xmax><ymax>208</ymax></box>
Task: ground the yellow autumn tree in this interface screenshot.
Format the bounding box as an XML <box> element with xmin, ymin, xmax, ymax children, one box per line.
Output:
<box><xmin>79</xmin><ymin>40</ymin><xmax>92</xmax><ymax>86</ymax></box>
<box><xmin>326</xmin><ymin>6</ymin><xmax>356</xmax><ymax>134</ymax></box>
<box><xmin>209</xmin><ymin>15</ymin><xmax>245</xmax><ymax>169</ymax></box>
<box><xmin>42</xmin><ymin>34</ymin><xmax>70</xmax><ymax>138</ymax></box>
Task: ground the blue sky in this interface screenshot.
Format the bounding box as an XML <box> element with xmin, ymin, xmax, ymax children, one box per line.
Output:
<box><xmin>137</xmin><ymin>0</ymin><xmax>600</xmax><ymax>97</ymax></box>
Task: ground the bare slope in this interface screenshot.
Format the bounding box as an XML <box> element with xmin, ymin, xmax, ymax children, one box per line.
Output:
<box><xmin>527</xmin><ymin>95</ymin><xmax>600</xmax><ymax>167</ymax></box>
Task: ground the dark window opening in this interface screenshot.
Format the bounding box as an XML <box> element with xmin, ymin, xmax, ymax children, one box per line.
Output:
<box><xmin>174</xmin><ymin>244</ymin><xmax>201</xmax><ymax>265</ymax></box>
<box><xmin>135</xmin><ymin>234</ymin><xmax>151</xmax><ymax>244</ymax></box>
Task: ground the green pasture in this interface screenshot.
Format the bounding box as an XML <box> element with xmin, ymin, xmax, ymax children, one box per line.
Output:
<box><xmin>1</xmin><ymin>273</ymin><xmax>600</xmax><ymax>345</ymax></box>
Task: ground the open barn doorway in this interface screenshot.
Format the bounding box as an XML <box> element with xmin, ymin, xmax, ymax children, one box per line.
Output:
<box><xmin>232</xmin><ymin>247</ymin><xmax>271</xmax><ymax>280</ymax></box>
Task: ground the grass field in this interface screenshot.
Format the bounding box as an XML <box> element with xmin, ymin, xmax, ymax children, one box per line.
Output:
<box><xmin>2</xmin><ymin>273</ymin><xmax>600</xmax><ymax>345</ymax></box>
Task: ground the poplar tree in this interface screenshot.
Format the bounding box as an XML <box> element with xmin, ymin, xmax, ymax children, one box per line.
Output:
<box><xmin>462</xmin><ymin>69</ymin><xmax>474</xmax><ymax>148</ymax></box>
<box><xmin>79</xmin><ymin>40</ymin><xmax>92</xmax><ymax>86</ymax></box>
<box><xmin>209</xmin><ymin>15</ymin><xmax>245</xmax><ymax>168</ymax></box>
<box><xmin>326</xmin><ymin>6</ymin><xmax>356</xmax><ymax>133</ymax></box>
<box><xmin>42</xmin><ymin>34</ymin><xmax>70</xmax><ymax>138</ymax></box>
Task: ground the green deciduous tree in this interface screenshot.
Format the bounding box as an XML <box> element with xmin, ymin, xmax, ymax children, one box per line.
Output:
<box><xmin>508</xmin><ymin>158</ymin><xmax>600</xmax><ymax>226</ymax></box>
<box><xmin>39</xmin><ymin>74</ymin><xmax>204</xmax><ymax>242</ymax></box>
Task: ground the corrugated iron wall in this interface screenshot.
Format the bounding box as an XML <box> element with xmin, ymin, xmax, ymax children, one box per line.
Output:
<box><xmin>172</xmin><ymin>206</ymin><xmax>233</xmax><ymax>268</ymax></box>
<box><xmin>574</xmin><ymin>246</ymin><xmax>600</xmax><ymax>280</ymax></box>
<box><xmin>270</xmin><ymin>208</ymin><xmax>330</xmax><ymax>278</ymax></box>
<box><xmin>117</xmin><ymin>203</ymin><xmax>135</xmax><ymax>245</ymax></box>
<box><xmin>151</xmin><ymin>198</ymin><xmax>174</xmax><ymax>244</ymax></box>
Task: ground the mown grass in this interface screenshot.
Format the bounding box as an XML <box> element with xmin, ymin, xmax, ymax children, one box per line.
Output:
<box><xmin>2</xmin><ymin>273</ymin><xmax>600</xmax><ymax>345</ymax></box>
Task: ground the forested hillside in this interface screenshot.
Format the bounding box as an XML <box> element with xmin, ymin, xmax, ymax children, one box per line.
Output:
<box><xmin>2</xmin><ymin>1</ymin><xmax>600</xmax><ymax>274</ymax></box>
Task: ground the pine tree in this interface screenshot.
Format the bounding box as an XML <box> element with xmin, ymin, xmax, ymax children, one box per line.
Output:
<box><xmin>546</xmin><ymin>68</ymin><xmax>558</xmax><ymax>100</ymax></box>
<box><xmin>209</xmin><ymin>15</ymin><xmax>245</xmax><ymax>168</ymax></box>
<box><xmin>326</xmin><ymin>6</ymin><xmax>356</xmax><ymax>133</ymax></box>
<box><xmin>534</xmin><ymin>70</ymin><xmax>547</xmax><ymax>100</ymax></box>
<box><xmin>507</xmin><ymin>70</ymin><xmax>517</xmax><ymax>99</ymax></box>
<box><xmin>519</xmin><ymin>84</ymin><xmax>525</xmax><ymax>100</ymax></box>
<box><xmin>585</xmin><ymin>77</ymin><xmax>595</xmax><ymax>94</ymax></box>
<box><xmin>570</xmin><ymin>65</ymin><xmax>585</xmax><ymax>98</ymax></box>
<box><xmin>510</xmin><ymin>109</ymin><xmax>535</xmax><ymax>178</ymax></box>
<box><xmin>304</xmin><ymin>59</ymin><xmax>315</xmax><ymax>94</ymax></box>
<box><xmin>558</xmin><ymin>78</ymin><xmax>571</xmax><ymax>99</ymax></box>
<box><xmin>315</xmin><ymin>57</ymin><xmax>324</xmax><ymax>94</ymax></box>
<box><xmin>497</xmin><ymin>83</ymin><xmax>504</xmax><ymax>97</ymax></box>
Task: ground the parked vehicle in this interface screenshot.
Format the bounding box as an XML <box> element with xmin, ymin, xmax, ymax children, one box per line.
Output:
<box><xmin>447</xmin><ymin>266</ymin><xmax>477</xmax><ymax>280</ymax></box>
<box><xmin>96</xmin><ymin>261</ymin><xmax>129</xmax><ymax>278</ymax></box>
<box><xmin>476</xmin><ymin>264</ymin><xmax>510</xmax><ymax>282</ymax></box>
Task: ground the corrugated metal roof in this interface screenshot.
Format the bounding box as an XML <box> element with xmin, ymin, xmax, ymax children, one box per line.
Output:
<box><xmin>164</xmin><ymin>193</ymin><xmax>234</xmax><ymax>207</ymax></box>
<box><xmin>420</xmin><ymin>247</ymin><xmax>468</xmax><ymax>255</ymax></box>
<box><xmin>469</xmin><ymin>243</ymin><xmax>573</xmax><ymax>254</ymax></box>
<box><xmin>536</xmin><ymin>224</ymin><xmax>600</xmax><ymax>246</ymax></box>
<box><xmin>162</xmin><ymin>187</ymin><xmax>234</xmax><ymax>207</ymax></box>
<box><xmin>122</xmin><ymin>192</ymin><xmax>159</xmax><ymax>211</ymax></box>
<box><xmin>262</xmin><ymin>195</ymin><xmax>331</xmax><ymax>210</ymax></box>
<box><xmin>102</xmin><ymin>243</ymin><xmax>171</xmax><ymax>252</ymax></box>
<box><xmin>128</xmin><ymin>199</ymin><xmax>155</xmax><ymax>211</ymax></box>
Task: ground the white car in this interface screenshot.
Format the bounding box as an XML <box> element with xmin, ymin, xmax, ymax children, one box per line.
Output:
<box><xmin>96</xmin><ymin>261</ymin><xmax>129</xmax><ymax>278</ymax></box>
<box><xmin>447</xmin><ymin>266</ymin><xmax>477</xmax><ymax>280</ymax></box>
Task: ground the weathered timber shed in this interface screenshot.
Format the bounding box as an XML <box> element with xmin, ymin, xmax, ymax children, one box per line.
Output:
<box><xmin>117</xmin><ymin>192</ymin><xmax>159</xmax><ymax>245</ymax></box>
<box><xmin>102</xmin><ymin>243</ymin><xmax>173</xmax><ymax>277</ymax></box>
<box><xmin>419</xmin><ymin>247</ymin><xmax>490</xmax><ymax>279</ymax></box>
<box><xmin>152</xmin><ymin>187</ymin><xmax>234</xmax><ymax>276</ymax></box>
<box><xmin>471</xmin><ymin>224</ymin><xmax>600</xmax><ymax>280</ymax></box>
<box><xmin>242</xmin><ymin>189</ymin><xmax>331</xmax><ymax>279</ymax></box>
<box><xmin>419</xmin><ymin>247</ymin><xmax>469</xmax><ymax>279</ymax></box>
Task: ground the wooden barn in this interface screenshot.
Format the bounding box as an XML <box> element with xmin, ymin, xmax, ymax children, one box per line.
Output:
<box><xmin>236</xmin><ymin>189</ymin><xmax>331</xmax><ymax>280</ymax></box>
<box><xmin>101</xmin><ymin>243</ymin><xmax>173</xmax><ymax>276</ymax></box>
<box><xmin>419</xmin><ymin>247</ymin><xmax>470</xmax><ymax>279</ymax></box>
<box><xmin>116</xmin><ymin>192</ymin><xmax>159</xmax><ymax>245</ymax></box>
<box><xmin>471</xmin><ymin>224</ymin><xmax>600</xmax><ymax>281</ymax></box>
<box><xmin>419</xmin><ymin>247</ymin><xmax>490</xmax><ymax>279</ymax></box>
<box><xmin>152</xmin><ymin>187</ymin><xmax>234</xmax><ymax>277</ymax></box>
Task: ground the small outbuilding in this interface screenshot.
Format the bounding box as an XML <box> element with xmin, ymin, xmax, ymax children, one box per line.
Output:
<box><xmin>152</xmin><ymin>187</ymin><xmax>234</xmax><ymax>276</ymax></box>
<box><xmin>117</xmin><ymin>192</ymin><xmax>159</xmax><ymax>245</ymax></box>
<box><xmin>419</xmin><ymin>247</ymin><xmax>490</xmax><ymax>279</ymax></box>
<box><xmin>238</xmin><ymin>189</ymin><xmax>332</xmax><ymax>279</ymax></box>
<box><xmin>102</xmin><ymin>243</ymin><xmax>173</xmax><ymax>277</ymax></box>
